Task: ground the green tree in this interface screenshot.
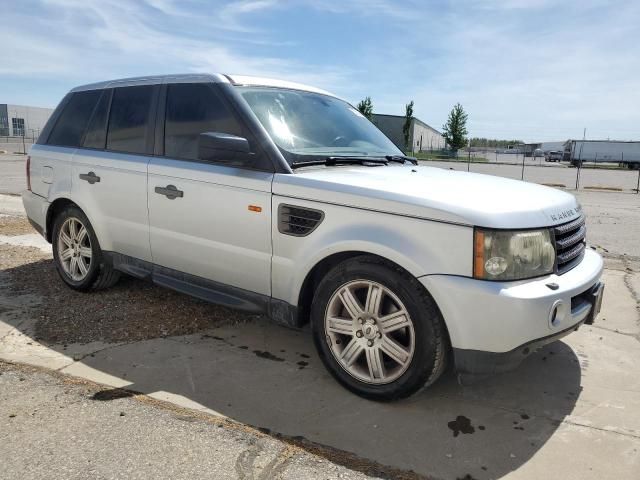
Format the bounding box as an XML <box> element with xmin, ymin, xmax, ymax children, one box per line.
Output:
<box><xmin>442</xmin><ymin>103</ymin><xmax>469</xmax><ymax>152</ymax></box>
<box><xmin>356</xmin><ymin>96</ymin><xmax>374</xmax><ymax>120</ymax></box>
<box><xmin>403</xmin><ymin>100</ymin><xmax>414</xmax><ymax>150</ymax></box>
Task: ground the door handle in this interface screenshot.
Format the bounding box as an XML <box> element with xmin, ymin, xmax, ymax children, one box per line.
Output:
<box><xmin>79</xmin><ymin>172</ymin><xmax>100</xmax><ymax>184</ymax></box>
<box><xmin>154</xmin><ymin>185</ymin><xmax>184</xmax><ymax>200</ymax></box>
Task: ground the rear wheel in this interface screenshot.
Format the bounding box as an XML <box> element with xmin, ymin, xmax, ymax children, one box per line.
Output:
<box><xmin>52</xmin><ymin>206</ymin><xmax>120</xmax><ymax>291</ymax></box>
<box><xmin>311</xmin><ymin>256</ymin><xmax>448</xmax><ymax>401</ymax></box>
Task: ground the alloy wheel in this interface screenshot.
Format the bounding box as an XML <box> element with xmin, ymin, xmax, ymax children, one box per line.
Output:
<box><xmin>57</xmin><ymin>217</ymin><xmax>92</xmax><ymax>281</ymax></box>
<box><xmin>324</xmin><ymin>280</ymin><xmax>416</xmax><ymax>384</ymax></box>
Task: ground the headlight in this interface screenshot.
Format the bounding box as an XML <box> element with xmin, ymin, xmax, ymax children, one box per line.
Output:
<box><xmin>474</xmin><ymin>228</ymin><xmax>555</xmax><ymax>281</ymax></box>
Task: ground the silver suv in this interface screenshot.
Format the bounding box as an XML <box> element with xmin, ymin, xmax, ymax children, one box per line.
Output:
<box><xmin>23</xmin><ymin>74</ymin><xmax>603</xmax><ymax>400</ymax></box>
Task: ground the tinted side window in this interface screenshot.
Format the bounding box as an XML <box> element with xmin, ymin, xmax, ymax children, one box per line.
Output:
<box><xmin>48</xmin><ymin>90</ymin><xmax>102</xmax><ymax>147</ymax></box>
<box><xmin>107</xmin><ymin>86</ymin><xmax>154</xmax><ymax>154</ymax></box>
<box><xmin>83</xmin><ymin>90</ymin><xmax>111</xmax><ymax>149</ymax></box>
<box><xmin>165</xmin><ymin>83</ymin><xmax>243</xmax><ymax>160</ymax></box>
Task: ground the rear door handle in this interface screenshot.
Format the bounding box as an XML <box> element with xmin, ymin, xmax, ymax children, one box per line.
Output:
<box><xmin>79</xmin><ymin>172</ymin><xmax>100</xmax><ymax>184</ymax></box>
<box><xmin>154</xmin><ymin>185</ymin><xmax>184</xmax><ymax>199</ymax></box>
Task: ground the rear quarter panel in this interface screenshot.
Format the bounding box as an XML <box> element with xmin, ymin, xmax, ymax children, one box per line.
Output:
<box><xmin>29</xmin><ymin>144</ymin><xmax>74</xmax><ymax>201</ymax></box>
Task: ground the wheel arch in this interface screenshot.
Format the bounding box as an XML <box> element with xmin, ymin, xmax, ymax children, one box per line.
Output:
<box><xmin>295</xmin><ymin>250</ymin><xmax>444</xmax><ymax>330</ymax></box>
<box><xmin>45</xmin><ymin>197</ymin><xmax>80</xmax><ymax>242</ymax></box>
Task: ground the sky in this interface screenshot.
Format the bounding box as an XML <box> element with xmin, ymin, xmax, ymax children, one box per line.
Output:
<box><xmin>1</xmin><ymin>0</ymin><xmax>639</xmax><ymax>142</ymax></box>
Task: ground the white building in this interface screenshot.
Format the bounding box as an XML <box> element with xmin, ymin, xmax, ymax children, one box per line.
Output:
<box><xmin>372</xmin><ymin>114</ymin><xmax>446</xmax><ymax>152</ymax></box>
<box><xmin>0</xmin><ymin>104</ymin><xmax>54</xmax><ymax>138</ymax></box>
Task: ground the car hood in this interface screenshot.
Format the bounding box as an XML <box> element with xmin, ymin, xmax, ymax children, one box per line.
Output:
<box><xmin>273</xmin><ymin>164</ymin><xmax>582</xmax><ymax>229</ymax></box>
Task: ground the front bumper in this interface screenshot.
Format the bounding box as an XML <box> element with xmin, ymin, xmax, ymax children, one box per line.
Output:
<box><xmin>421</xmin><ymin>248</ymin><xmax>603</xmax><ymax>375</ymax></box>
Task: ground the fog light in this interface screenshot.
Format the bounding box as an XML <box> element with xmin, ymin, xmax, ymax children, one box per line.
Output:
<box><xmin>549</xmin><ymin>299</ymin><xmax>566</xmax><ymax>328</ymax></box>
<box><xmin>485</xmin><ymin>257</ymin><xmax>508</xmax><ymax>276</ymax></box>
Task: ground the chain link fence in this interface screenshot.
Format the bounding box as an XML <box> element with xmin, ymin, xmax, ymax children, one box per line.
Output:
<box><xmin>412</xmin><ymin>149</ymin><xmax>640</xmax><ymax>194</ymax></box>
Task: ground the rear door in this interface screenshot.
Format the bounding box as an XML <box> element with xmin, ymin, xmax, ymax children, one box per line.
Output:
<box><xmin>147</xmin><ymin>82</ymin><xmax>273</xmax><ymax>296</ymax></box>
<box><xmin>71</xmin><ymin>85</ymin><xmax>158</xmax><ymax>262</ymax></box>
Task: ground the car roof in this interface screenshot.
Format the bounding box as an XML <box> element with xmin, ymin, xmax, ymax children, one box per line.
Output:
<box><xmin>70</xmin><ymin>73</ymin><xmax>338</xmax><ymax>98</ymax></box>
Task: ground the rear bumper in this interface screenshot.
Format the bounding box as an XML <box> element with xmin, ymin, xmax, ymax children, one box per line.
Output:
<box><xmin>21</xmin><ymin>190</ymin><xmax>49</xmax><ymax>240</ymax></box>
<box><xmin>421</xmin><ymin>249</ymin><xmax>603</xmax><ymax>374</ymax></box>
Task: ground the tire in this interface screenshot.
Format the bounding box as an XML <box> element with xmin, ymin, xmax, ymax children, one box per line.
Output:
<box><xmin>311</xmin><ymin>255</ymin><xmax>448</xmax><ymax>401</ymax></box>
<box><xmin>52</xmin><ymin>206</ymin><xmax>120</xmax><ymax>291</ymax></box>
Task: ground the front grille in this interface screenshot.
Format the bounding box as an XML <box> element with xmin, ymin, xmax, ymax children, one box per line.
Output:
<box><xmin>554</xmin><ymin>216</ymin><xmax>586</xmax><ymax>274</ymax></box>
<box><xmin>278</xmin><ymin>204</ymin><xmax>324</xmax><ymax>237</ymax></box>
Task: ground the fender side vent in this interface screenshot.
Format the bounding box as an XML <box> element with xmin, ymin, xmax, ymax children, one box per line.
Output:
<box><xmin>278</xmin><ymin>204</ymin><xmax>324</xmax><ymax>237</ymax></box>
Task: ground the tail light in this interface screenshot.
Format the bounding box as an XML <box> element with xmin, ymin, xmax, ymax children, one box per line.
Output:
<box><xmin>26</xmin><ymin>155</ymin><xmax>31</xmax><ymax>191</ymax></box>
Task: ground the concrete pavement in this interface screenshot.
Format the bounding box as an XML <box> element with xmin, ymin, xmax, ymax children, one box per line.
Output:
<box><xmin>0</xmin><ymin>362</ymin><xmax>387</xmax><ymax>480</ymax></box>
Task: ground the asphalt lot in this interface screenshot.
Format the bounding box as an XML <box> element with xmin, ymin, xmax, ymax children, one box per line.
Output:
<box><xmin>0</xmin><ymin>154</ymin><xmax>27</xmax><ymax>195</ymax></box>
<box><xmin>1</xmin><ymin>157</ymin><xmax>639</xmax><ymax>479</ymax></box>
<box><xmin>421</xmin><ymin>158</ymin><xmax>640</xmax><ymax>192</ymax></box>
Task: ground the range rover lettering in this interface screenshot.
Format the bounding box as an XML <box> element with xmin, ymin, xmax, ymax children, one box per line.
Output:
<box><xmin>22</xmin><ymin>74</ymin><xmax>604</xmax><ymax>400</ymax></box>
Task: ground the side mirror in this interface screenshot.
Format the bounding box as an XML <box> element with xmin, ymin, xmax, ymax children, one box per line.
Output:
<box><xmin>198</xmin><ymin>132</ymin><xmax>252</xmax><ymax>164</ymax></box>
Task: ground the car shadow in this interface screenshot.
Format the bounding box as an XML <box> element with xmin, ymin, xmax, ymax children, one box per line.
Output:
<box><xmin>2</xmin><ymin>259</ymin><xmax>583</xmax><ymax>480</ymax></box>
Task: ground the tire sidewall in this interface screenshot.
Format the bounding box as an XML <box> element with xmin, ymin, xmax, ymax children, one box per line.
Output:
<box><xmin>52</xmin><ymin>206</ymin><xmax>102</xmax><ymax>291</ymax></box>
<box><xmin>311</xmin><ymin>258</ymin><xmax>443</xmax><ymax>401</ymax></box>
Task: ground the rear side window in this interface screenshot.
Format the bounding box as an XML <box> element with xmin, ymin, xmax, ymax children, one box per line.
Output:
<box><xmin>47</xmin><ymin>90</ymin><xmax>102</xmax><ymax>147</ymax></box>
<box><xmin>164</xmin><ymin>83</ymin><xmax>243</xmax><ymax>160</ymax></box>
<box><xmin>83</xmin><ymin>90</ymin><xmax>111</xmax><ymax>149</ymax></box>
<box><xmin>107</xmin><ymin>86</ymin><xmax>154</xmax><ymax>154</ymax></box>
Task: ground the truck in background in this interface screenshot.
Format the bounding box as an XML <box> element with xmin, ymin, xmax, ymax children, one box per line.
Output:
<box><xmin>567</xmin><ymin>140</ymin><xmax>640</xmax><ymax>169</ymax></box>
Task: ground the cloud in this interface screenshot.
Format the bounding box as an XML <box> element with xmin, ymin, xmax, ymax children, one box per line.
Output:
<box><xmin>0</xmin><ymin>0</ymin><xmax>352</xmax><ymax>93</ymax></box>
<box><xmin>1</xmin><ymin>0</ymin><xmax>638</xmax><ymax>140</ymax></box>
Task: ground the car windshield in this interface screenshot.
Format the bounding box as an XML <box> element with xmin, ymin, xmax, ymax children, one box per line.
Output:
<box><xmin>236</xmin><ymin>87</ymin><xmax>402</xmax><ymax>165</ymax></box>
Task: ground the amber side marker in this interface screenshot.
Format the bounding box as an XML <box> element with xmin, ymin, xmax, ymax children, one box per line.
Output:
<box><xmin>473</xmin><ymin>230</ymin><xmax>485</xmax><ymax>279</ymax></box>
<box><xmin>248</xmin><ymin>205</ymin><xmax>262</xmax><ymax>212</ymax></box>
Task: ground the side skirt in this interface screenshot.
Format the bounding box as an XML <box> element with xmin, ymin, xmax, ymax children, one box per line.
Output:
<box><xmin>103</xmin><ymin>252</ymin><xmax>301</xmax><ymax>327</ymax></box>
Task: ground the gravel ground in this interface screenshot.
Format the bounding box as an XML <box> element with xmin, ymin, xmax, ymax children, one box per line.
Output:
<box><xmin>0</xmin><ymin>361</ymin><xmax>403</xmax><ymax>480</ymax></box>
<box><xmin>0</xmin><ymin>228</ymin><xmax>257</xmax><ymax>346</ymax></box>
<box><xmin>0</xmin><ymin>214</ymin><xmax>34</xmax><ymax>236</ymax></box>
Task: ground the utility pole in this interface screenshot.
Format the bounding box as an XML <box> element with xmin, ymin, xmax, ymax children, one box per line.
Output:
<box><xmin>575</xmin><ymin>128</ymin><xmax>586</xmax><ymax>190</ymax></box>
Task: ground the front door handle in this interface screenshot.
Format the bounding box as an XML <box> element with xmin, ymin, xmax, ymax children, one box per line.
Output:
<box><xmin>154</xmin><ymin>185</ymin><xmax>184</xmax><ymax>200</ymax></box>
<box><xmin>79</xmin><ymin>172</ymin><xmax>100</xmax><ymax>184</ymax></box>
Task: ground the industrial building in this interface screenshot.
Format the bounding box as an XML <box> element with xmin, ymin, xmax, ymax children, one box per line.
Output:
<box><xmin>0</xmin><ymin>104</ymin><xmax>53</xmax><ymax>138</ymax></box>
<box><xmin>372</xmin><ymin>114</ymin><xmax>446</xmax><ymax>152</ymax></box>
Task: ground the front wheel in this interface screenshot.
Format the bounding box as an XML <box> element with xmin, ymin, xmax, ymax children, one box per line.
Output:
<box><xmin>311</xmin><ymin>256</ymin><xmax>448</xmax><ymax>401</ymax></box>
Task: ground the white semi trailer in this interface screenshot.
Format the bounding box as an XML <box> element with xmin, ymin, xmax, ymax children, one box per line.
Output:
<box><xmin>567</xmin><ymin>140</ymin><xmax>640</xmax><ymax>169</ymax></box>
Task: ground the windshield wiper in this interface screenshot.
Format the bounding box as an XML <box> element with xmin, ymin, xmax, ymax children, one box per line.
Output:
<box><xmin>385</xmin><ymin>154</ymin><xmax>418</xmax><ymax>165</ymax></box>
<box><xmin>291</xmin><ymin>156</ymin><xmax>388</xmax><ymax>169</ymax></box>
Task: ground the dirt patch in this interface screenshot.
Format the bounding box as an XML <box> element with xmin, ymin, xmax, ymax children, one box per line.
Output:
<box><xmin>0</xmin><ymin>215</ymin><xmax>34</xmax><ymax>236</ymax></box>
<box><xmin>1</xmin><ymin>241</ymin><xmax>257</xmax><ymax>345</ymax></box>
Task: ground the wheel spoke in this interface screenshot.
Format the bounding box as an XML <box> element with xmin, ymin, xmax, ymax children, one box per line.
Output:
<box><xmin>79</xmin><ymin>246</ymin><xmax>92</xmax><ymax>259</ymax></box>
<box><xmin>68</xmin><ymin>219</ymin><xmax>77</xmax><ymax>240</ymax></box>
<box><xmin>380</xmin><ymin>335</ymin><xmax>411</xmax><ymax>366</ymax></box>
<box><xmin>60</xmin><ymin>230</ymin><xmax>72</xmax><ymax>247</ymax></box>
<box><xmin>379</xmin><ymin>310</ymin><xmax>411</xmax><ymax>333</ymax></box>
<box><xmin>364</xmin><ymin>284</ymin><xmax>383</xmax><ymax>316</ymax></box>
<box><xmin>69</xmin><ymin>257</ymin><xmax>79</xmax><ymax>277</ymax></box>
<box><xmin>76</xmin><ymin>226</ymin><xmax>88</xmax><ymax>243</ymax></box>
<box><xmin>60</xmin><ymin>248</ymin><xmax>74</xmax><ymax>260</ymax></box>
<box><xmin>366</xmin><ymin>347</ymin><xmax>386</xmax><ymax>381</ymax></box>
<box><xmin>339</xmin><ymin>287</ymin><xmax>363</xmax><ymax>320</ymax></box>
<box><xmin>77</xmin><ymin>258</ymin><xmax>88</xmax><ymax>276</ymax></box>
<box><xmin>327</xmin><ymin>317</ymin><xmax>353</xmax><ymax>335</ymax></box>
<box><xmin>340</xmin><ymin>338</ymin><xmax>364</xmax><ymax>367</ymax></box>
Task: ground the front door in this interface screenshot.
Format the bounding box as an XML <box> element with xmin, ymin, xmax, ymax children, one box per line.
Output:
<box><xmin>147</xmin><ymin>82</ymin><xmax>273</xmax><ymax>297</ymax></box>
